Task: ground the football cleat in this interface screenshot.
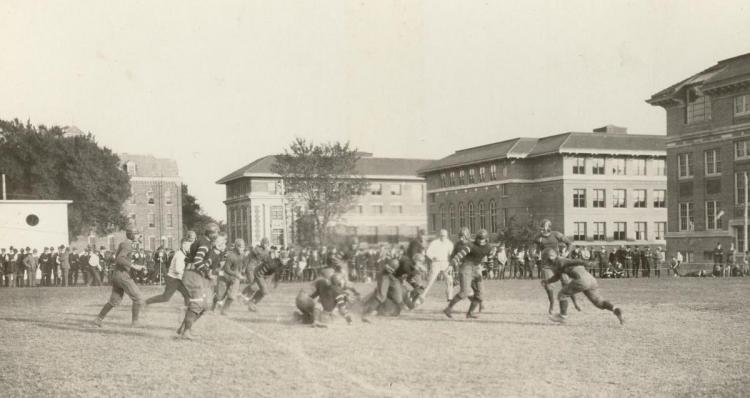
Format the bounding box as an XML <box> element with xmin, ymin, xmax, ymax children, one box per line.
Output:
<box><xmin>548</xmin><ymin>313</ymin><xmax>567</xmax><ymax>323</ymax></box>
<box><xmin>614</xmin><ymin>308</ymin><xmax>625</xmax><ymax>325</ymax></box>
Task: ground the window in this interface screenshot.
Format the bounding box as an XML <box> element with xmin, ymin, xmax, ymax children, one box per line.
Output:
<box><xmin>678</xmin><ymin>153</ymin><xmax>693</xmax><ymax>178</ymax></box>
<box><xmin>735</xmin><ymin>227</ymin><xmax>746</xmax><ymax>252</ymax></box>
<box><xmin>479</xmin><ymin>167</ymin><xmax>487</xmax><ymax>182</ymax></box>
<box><xmin>593</xmin><ymin>222</ymin><xmax>606</xmax><ymax>241</ymax></box>
<box><xmin>613</xmin><ymin>222</ymin><xmax>626</xmax><ymax>240</ymax></box>
<box><xmin>502</xmin><ymin>165</ymin><xmax>508</xmax><ymax>177</ymax></box>
<box><xmin>489</xmin><ymin>200</ymin><xmax>497</xmax><ymax>233</ymax></box>
<box><xmin>124</xmin><ymin>161</ymin><xmax>137</xmax><ymax>176</ymax></box>
<box><xmin>686</xmin><ymin>93</ymin><xmax>711</xmax><ymax>124</ymax></box>
<box><xmin>593</xmin><ymin>189</ymin><xmax>605</xmax><ymax>208</ymax></box>
<box><xmin>130</xmin><ymin>186</ymin><xmax>136</xmax><ymax>204</ymax></box>
<box><xmin>704</xmin><ymin>149</ymin><xmax>721</xmax><ymax>176</ymax></box>
<box><xmin>735</xmin><ymin>140</ymin><xmax>750</xmax><ymax>160</ymax></box>
<box><xmin>165</xmin><ymin>190</ymin><xmax>172</xmax><ymax>205</ymax></box>
<box><xmin>449</xmin><ymin>172</ymin><xmax>457</xmax><ymax>186</ymax></box>
<box><xmin>440</xmin><ymin>205</ymin><xmax>447</xmax><ymax>230</ymax></box>
<box><xmin>468</xmin><ymin>169</ymin><xmax>476</xmax><ymax>184</ymax></box>
<box><xmin>653</xmin><ymin>190</ymin><xmax>666</xmax><ymax>208</ymax></box>
<box><xmin>736</xmin><ymin>94</ymin><xmax>750</xmax><ymax>116</ymax></box>
<box><xmin>459</xmin><ymin>170</ymin><xmax>466</xmax><ymax>185</ymax></box>
<box><xmin>635</xmin><ymin>222</ymin><xmax>647</xmax><ymax>241</ymax></box>
<box><xmin>148</xmin><ymin>213</ymin><xmax>155</xmax><ymax>228</ymax></box>
<box><xmin>271</xmin><ymin>206</ymin><xmax>283</xmax><ymax>220</ymax></box>
<box><xmin>654</xmin><ymin>159</ymin><xmax>666</xmax><ymax>176</ymax></box>
<box><xmin>372</xmin><ymin>205</ymin><xmax>384</xmax><ymax>214</ymax></box>
<box><xmin>440</xmin><ymin>173</ymin><xmax>447</xmax><ymax>187</ymax></box>
<box><xmin>613</xmin><ymin>189</ymin><xmax>626</xmax><ymax>208</ymax></box>
<box><xmin>490</xmin><ymin>164</ymin><xmax>497</xmax><ymax>180</ymax></box>
<box><xmin>370</xmin><ymin>184</ymin><xmax>382</xmax><ymax>196</ymax></box>
<box><xmin>705</xmin><ymin>201</ymin><xmax>722</xmax><ymax>230</ymax></box>
<box><xmin>612</xmin><ymin>158</ymin><xmax>626</xmax><ymax>175</ymax></box>
<box><xmin>267</xmin><ymin>182</ymin><xmax>278</xmax><ymax>195</ymax></box>
<box><xmin>431</xmin><ymin>214</ymin><xmax>437</xmax><ymax>232</ymax></box>
<box><xmin>449</xmin><ymin>204</ymin><xmax>456</xmax><ymax>234</ymax></box>
<box><xmin>592</xmin><ymin>158</ymin><xmax>605</xmax><ymax>175</ymax></box>
<box><xmin>633</xmin><ymin>190</ymin><xmax>647</xmax><ymax>208</ymax></box>
<box><xmin>468</xmin><ymin>202</ymin><xmax>476</xmax><ymax>231</ymax></box>
<box><xmin>655</xmin><ymin>222</ymin><xmax>666</xmax><ymax>240</ymax></box>
<box><xmin>148</xmin><ymin>236</ymin><xmax>156</xmax><ymax>251</ymax></box>
<box><xmin>573</xmin><ymin>189</ymin><xmax>586</xmax><ymax>208</ymax></box>
<box><xmin>271</xmin><ymin>229</ymin><xmax>284</xmax><ymax>246</ymax></box>
<box><xmin>458</xmin><ymin>203</ymin><xmax>465</xmax><ymax>229</ymax></box>
<box><xmin>478</xmin><ymin>201</ymin><xmax>487</xmax><ymax>230</ymax></box>
<box><xmin>679</xmin><ymin>202</ymin><xmax>694</xmax><ymax>231</ymax></box>
<box><xmin>573</xmin><ymin>222</ymin><xmax>586</xmax><ymax>241</ymax></box>
<box><xmin>572</xmin><ymin>157</ymin><xmax>585</xmax><ymax>174</ymax></box>
<box><xmin>737</xmin><ymin>172</ymin><xmax>748</xmax><ymax>205</ymax></box>
<box><xmin>501</xmin><ymin>184</ymin><xmax>508</xmax><ymax>197</ymax></box>
<box><xmin>390</xmin><ymin>184</ymin><xmax>402</xmax><ymax>196</ymax></box>
<box><xmin>147</xmin><ymin>190</ymin><xmax>154</xmax><ymax>205</ymax></box>
<box><xmin>166</xmin><ymin>213</ymin><xmax>173</xmax><ymax>228</ymax></box>
<box><xmin>634</xmin><ymin>159</ymin><xmax>647</xmax><ymax>176</ymax></box>
<box><xmin>391</xmin><ymin>205</ymin><xmax>404</xmax><ymax>214</ymax></box>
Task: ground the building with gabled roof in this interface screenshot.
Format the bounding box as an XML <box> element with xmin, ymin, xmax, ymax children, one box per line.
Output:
<box><xmin>648</xmin><ymin>52</ymin><xmax>750</xmax><ymax>263</ymax></box>
<box><xmin>217</xmin><ymin>153</ymin><xmax>434</xmax><ymax>247</ymax></box>
<box><xmin>420</xmin><ymin>126</ymin><xmax>667</xmax><ymax>250</ymax></box>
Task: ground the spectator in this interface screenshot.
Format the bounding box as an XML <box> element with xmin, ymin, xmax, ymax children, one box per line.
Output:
<box><xmin>69</xmin><ymin>248</ymin><xmax>80</xmax><ymax>286</ymax></box>
<box><xmin>24</xmin><ymin>249</ymin><xmax>38</xmax><ymax>287</ymax></box>
<box><xmin>712</xmin><ymin>243</ymin><xmax>724</xmax><ymax>277</ymax></box>
<box><xmin>51</xmin><ymin>245</ymin><xmax>60</xmax><ymax>286</ymax></box>
<box><xmin>725</xmin><ymin>243</ymin><xmax>735</xmax><ymax>277</ymax></box>
<box><xmin>39</xmin><ymin>247</ymin><xmax>52</xmax><ymax>286</ymax></box>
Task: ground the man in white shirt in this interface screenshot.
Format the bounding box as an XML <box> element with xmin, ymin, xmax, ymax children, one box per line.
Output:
<box><xmin>419</xmin><ymin>229</ymin><xmax>455</xmax><ymax>303</ymax></box>
<box><xmin>145</xmin><ymin>238</ymin><xmax>191</xmax><ymax>307</ymax></box>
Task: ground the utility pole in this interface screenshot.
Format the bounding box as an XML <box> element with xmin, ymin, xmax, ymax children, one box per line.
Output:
<box><xmin>2</xmin><ymin>173</ymin><xmax>6</xmax><ymax>200</ymax></box>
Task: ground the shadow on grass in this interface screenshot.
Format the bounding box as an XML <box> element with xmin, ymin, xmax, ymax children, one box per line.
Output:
<box><xmin>401</xmin><ymin>314</ymin><xmax>566</xmax><ymax>327</ymax></box>
<box><xmin>0</xmin><ymin>315</ymin><xmax>178</xmax><ymax>337</ymax></box>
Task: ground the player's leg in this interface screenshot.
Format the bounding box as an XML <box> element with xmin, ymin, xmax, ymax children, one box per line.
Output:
<box><xmin>549</xmin><ymin>282</ymin><xmax>582</xmax><ymax>323</ymax></box>
<box><xmin>250</xmin><ymin>276</ymin><xmax>268</xmax><ymax>305</ymax></box>
<box><xmin>94</xmin><ymin>272</ymin><xmax>125</xmax><ymax>326</ymax></box>
<box><xmin>220</xmin><ymin>278</ymin><xmax>240</xmax><ymax>315</ymax></box>
<box><xmin>560</xmin><ymin>274</ymin><xmax>581</xmax><ymax>312</ymax></box>
<box><xmin>179</xmin><ymin>271</ymin><xmax>208</xmax><ymax>338</ymax></box>
<box><xmin>442</xmin><ymin>268</ymin><xmax>454</xmax><ymax>302</ymax></box>
<box><xmin>115</xmin><ymin>270</ymin><xmax>144</xmax><ymax>326</ymax></box>
<box><xmin>582</xmin><ymin>288</ymin><xmax>624</xmax><ymax>325</ymax></box>
<box><xmin>419</xmin><ymin>261</ymin><xmax>444</xmax><ymax>302</ymax></box>
<box><xmin>467</xmin><ymin>272</ymin><xmax>483</xmax><ymax>319</ymax></box>
<box><xmin>362</xmin><ymin>272</ymin><xmax>391</xmax><ymax>321</ymax></box>
<box><xmin>145</xmin><ymin>275</ymin><xmax>179</xmax><ymax>305</ymax></box>
<box><xmin>445</xmin><ymin>263</ymin><xmax>472</xmax><ymax>318</ymax></box>
<box><xmin>542</xmin><ymin>267</ymin><xmax>556</xmax><ymax>314</ymax></box>
<box><xmin>294</xmin><ymin>289</ymin><xmax>316</xmax><ymax>324</ymax></box>
<box><xmin>213</xmin><ymin>277</ymin><xmax>228</xmax><ymax>311</ymax></box>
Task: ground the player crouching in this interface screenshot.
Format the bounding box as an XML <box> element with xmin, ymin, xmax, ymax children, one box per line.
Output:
<box><xmin>294</xmin><ymin>273</ymin><xmax>359</xmax><ymax>327</ymax></box>
<box><xmin>360</xmin><ymin>254</ymin><xmax>426</xmax><ymax>322</ymax></box>
<box><xmin>541</xmin><ymin>249</ymin><xmax>624</xmax><ymax>325</ymax></box>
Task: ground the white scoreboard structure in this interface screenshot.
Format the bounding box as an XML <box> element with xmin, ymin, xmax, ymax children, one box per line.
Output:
<box><xmin>0</xmin><ymin>200</ymin><xmax>72</xmax><ymax>250</ymax></box>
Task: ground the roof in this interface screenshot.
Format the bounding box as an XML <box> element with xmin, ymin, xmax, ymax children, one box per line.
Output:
<box><xmin>119</xmin><ymin>153</ymin><xmax>180</xmax><ymax>178</ymax></box>
<box><xmin>417</xmin><ymin>138</ymin><xmax>536</xmax><ymax>173</ymax></box>
<box><xmin>419</xmin><ymin>131</ymin><xmax>665</xmax><ymax>174</ymax></box>
<box><xmin>216</xmin><ymin>155</ymin><xmax>434</xmax><ymax>184</ymax></box>
<box><xmin>648</xmin><ymin>52</ymin><xmax>750</xmax><ymax>106</ymax></box>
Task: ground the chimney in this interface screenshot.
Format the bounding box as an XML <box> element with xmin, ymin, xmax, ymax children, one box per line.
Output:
<box><xmin>593</xmin><ymin>125</ymin><xmax>627</xmax><ymax>134</ymax></box>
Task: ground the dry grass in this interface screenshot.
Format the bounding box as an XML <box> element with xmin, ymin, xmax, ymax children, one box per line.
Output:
<box><xmin>1</xmin><ymin>277</ymin><xmax>749</xmax><ymax>397</ymax></box>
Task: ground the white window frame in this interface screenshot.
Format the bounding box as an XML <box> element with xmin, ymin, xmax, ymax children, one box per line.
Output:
<box><xmin>634</xmin><ymin>159</ymin><xmax>647</xmax><ymax>176</ymax></box>
<box><xmin>573</xmin><ymin>189</ymin><xmax>586</xmax><ymax>208</ymax></box>
<box><xmin>613</xmin><ymin>222</ymin><xmax>627</xmax><ymax>241</ymax></box>
<box><xmin>704</xmin><ymin>149</ymin><xmax>721</xmax><ymax>176</ymax></box>
<box><xmin>612</xmin><ymin>158</ymin><xmax>626</xmax><ymax>176</ymax></box>
<box><xmin>735</xmin><ymin>94</ymin><xmax>750</xmax><ymax>117</ymax></box>
<box><xmin>737</xmin><ymin>172</ymin><xmax>748</xmax><ymax>205</ymax></box>
<box><xmin>573</xmin><ymin>222</ymin><xmax>586</xmax><ymax>241</ymax></box>
<box><xmin>705</xmin><ymin>200</ymin><xmax>722</xmax><ymax>231</ymax></box>
<box><xmin>679</xmin><ymin>202</ymin><xmax>694</xmax><ymax>232</ymax></box>
<box><xmin>593</xmin><ymin>189</ymin><xmax>605</xmax><ymax>208</ymax></box>
<box><xmin>613</xmin><ymin>189</ymin><xmax>626</xmax><ymax>208</ymax></box>
<box><xmin>634</xmin><ymin>222</ymin><xmax>647</xmax><ymax>241</ymax></box>
<box><xmin>654</xmin><ymin>159</ymin><xmax>666</xmax><ymax>176</ymax></box>
<box><xmin>593</xmin><ymin>222</ymin><xmax>606</xmax><ymax>241</ymax></box>
<box><xmin>633</xmin><ymin>189</ymin><xmax>647</xmax><ymax>208</ymax></box>
<box><xmin>591</xmin><ymin>157</ymin><xmax>605</xmax><ymax>175</ymax></box>
<box><xmin>572</xmin><ymin>157</ymin><xmax>585</xmax><ymax>175</ymax></box>
<box><xmin>678</xmin><ymin>153</ymin><xmax>693</xmax><ymax>179</ymax></box>
<box><xmin>654</xmin><ymin>222</ymin><xmax>666</xmax><ymax>240</ymax></box>
<box><xmin>653</xmin><ymin>190</ymin><xmax>666</xmax><ymax>208</ymax></box>
<box><xmin>390</xmin><ymin>184</ymin><xmax>402</xmax><ymax>196</ymax></box>
<box><xmin>735</xmin><ymin>140</ymin><xmax>750</xmax><ymax>160</ymax></box>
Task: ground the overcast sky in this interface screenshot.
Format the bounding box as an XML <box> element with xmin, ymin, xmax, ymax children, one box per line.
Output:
<box><xmin>1</xmin><ymin>1</ymin><xmax>749</xmax><ymax>220</ymax></box>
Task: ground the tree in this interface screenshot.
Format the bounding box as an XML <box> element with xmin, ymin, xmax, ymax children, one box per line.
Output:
<box><xmin>271</xmin><ymin>138</ymin><xmax>369</xmax><ymax>245</ymax></box>
<box><xmin>497</xmin><ymin>215</ymin><xmax>539</xmax><ymax>248</ymax></box>
<box><xmin>0</xmin><ymin>118</ymin><xmax>131</xmax><ymax>237</ymax></box>
<box><xmin>181</xmin><ymin>184</ymin><xmax>224</xmax><ymax>234</ymax></box>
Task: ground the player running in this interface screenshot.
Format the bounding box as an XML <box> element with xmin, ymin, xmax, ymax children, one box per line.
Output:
<box><xmin>295</xmin><ymin>273</ymin><xmax>357</xmax><ymax>328</ymax></box>
<box><xmin>443</xmin><ymin>229</ymin><xmax>494</xmax><ymax>319</ymax></box>
<box><xmin>145</xmin><ymin>237</ymin><xmax>191</xmax><ymax>308</ymax></box>
<box><xmin>541</xmin><ymin>248</ymin><xmax>624</xmax><ymax>325</ymax></box>
<box><xmin>93</xmin><ymin>228</ymin><xmax>147</xmax><ymax>327</ymax></box>
<box><xmin>245</xmin><ymin>249</ymin><xmax>283</xmax><ymax>312</ymax></box>
<box><xmin>213</xmin><ymin>238</ymin><xmax>246</xmax><ymax>316</ymax></box>
<box><xmin>360</xmin><ymin>253</ymin><xmax>426</xmax><ymax>322</ymax></box>
<box><xmin>535</xmin><ymin>219</ymin><xmax>580</xmax><ymax>314</ymax></box>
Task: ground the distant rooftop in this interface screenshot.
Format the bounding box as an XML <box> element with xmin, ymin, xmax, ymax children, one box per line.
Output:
<box><xmin>217</xmin><ymin>154</ymin><xmax>434</xmax><ymax>184</ymax></box>
<box><xmin>419</xmin><ymin>127</ymin><xmax>665</xmax><ymax>174</ymax></box>
<box><xmin>62</xmin><ymin>125</ymin><xmax>85</xmax><ymax>137</ymax></box>
<box><xmin>648</xmin><ymin>52</ymin><xmax>750</xmax><ymax>106</ymax></box>
<box><xmin>119</xmin><ymin>153</ymin><xmax>180</xmax><ymax>178</ymax></box>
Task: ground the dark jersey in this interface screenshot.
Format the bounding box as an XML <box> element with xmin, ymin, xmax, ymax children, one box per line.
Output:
<box><xmin>549</xmin><ymin>257</ymin><xmax>591</xmax><ymax>281</ymax></box>
<box><xmin>535</xmin><ymin>231</ymin><xmax>571</xmax><ymax>254</ymax></box>
<box><xmin>254</xmin><ymin>258</ymin><xmax>282</xmax><ymax>278</ymax></box>
<box><xmin>114</xmin><ymin>240</ymin><xmax>134</xmax><ymax>271</ymax></box>
<box><xmin>186</xmin><ymin>236</ymin><xmax>212</xmax><ymax>277</ymax></box>
<box><xmin>450</xmin><ymin>242</ymin><xmax>494</xmax><ymax>267</ymax></box>
<box><xmin>406</xmin><ymin>238</ymin><xmax>426</xmax><ymax>260</ymax></box>
<box><xmin>310</xmin><ymin>277</ymin><xmax>349</xmax><ymax>315</ymax></box>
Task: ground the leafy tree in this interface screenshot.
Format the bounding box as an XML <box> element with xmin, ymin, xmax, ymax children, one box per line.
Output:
<box><xmin>181</xmin><ymin>183</ymin><xmax>224</xmax><ymax>234</ymax></box>
<box><xmin>271</xmin><ymin>138</ymin><xmax>369</xmax><ymax>245</ymax></box>
<box><xmin>0</xmin><ymin>118</ymin><xmax>130</xmax><ymax>236</ymax></box>
<box><xmin>497</xmin><ymin>215</ymin><xmax>539</xmax><ymax>248</ymax></box>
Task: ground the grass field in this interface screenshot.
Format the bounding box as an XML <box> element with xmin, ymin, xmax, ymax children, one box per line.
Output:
<box><xmin>1</xmin><ymin>277</ymin><xmax>748</xmax><ymax>398</ymax></box>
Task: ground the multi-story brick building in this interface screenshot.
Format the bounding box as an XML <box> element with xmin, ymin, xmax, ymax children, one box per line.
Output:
<box><xmin>72</xmin><ymin>153</ymin><xmax>182</xmax><ymax>252</ymax></box>
<box><xmin>648</xmin><ymin>52</ymin><xmax>750</xmax><ymax>262</ymax></box>
<box><xmin>420</xmin><ymin>126</ymin><xmax>667</xmax><ymax>248</ymax></box>
<box><xmin>216</xmin><ymin>154</ymin><xmax>433</xmax><ymax>247</ymax></box>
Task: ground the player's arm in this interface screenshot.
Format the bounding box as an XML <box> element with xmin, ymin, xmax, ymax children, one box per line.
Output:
<box><xmin>223</xmin><ymin>256</ymin><xmax>240</xmax><ymax>279</ymax></box>
<box><xmin>334</xmin><ymin>289</ymin><xmax>353</xmax><ymax>324</ymax></box>
<box><xmin>449</xmin><ymin>245</ymin><xmax>471</xmax><ymax>268</ymax></box>
<box><xmin>190</xmin><ymin>243</ymin><xmax>211</xmax><ymax>275</ymax></box>
<box><xmin>558</xmin><ymin>232</ymin><xmax>575</xmax><ymax>257</ymax></box>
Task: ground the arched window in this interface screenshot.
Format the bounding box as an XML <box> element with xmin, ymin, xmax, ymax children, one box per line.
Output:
<box><xmin>478</xmin><ymin>201</ymin><xmax>486</xmax><ymax>230</ymax></box>
<box><xmin>489</xmin><ymin>200</ymin><xmax>497</xmax><ymax>233</ymax></box>
<box><xmin>458</xmin><ymin>202</ymin><xmax>465</xmax><ymax>231</ymax></box>
<box><xmin>468</xmin><ymin>202</ymin><xmax>475</xmax><ymax>232</ymax></box>
<box><xmin>439</xmin><ymin>204</ymin><xmax>447</xmax><ymax>230</ymax></box>
<box><xmin>449</xmin><ymin>204</ymin><xmax>456</xmax><ymax>235</ymax></box>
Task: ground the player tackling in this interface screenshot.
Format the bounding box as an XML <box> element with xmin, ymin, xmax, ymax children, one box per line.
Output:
<box><xmin>541</xmin><ymin>248</ymin><xmax>624</xmax><ymax>325</ymax></box>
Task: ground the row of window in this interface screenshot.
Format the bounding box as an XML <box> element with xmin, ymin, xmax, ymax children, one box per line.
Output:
<box><xmin>685</xmin><ymin>93</ymin><xmax>750</xmax><ymax>125</ymax></box>
<box><xmin>572</xmin><ymin>189</ymin><xmax>666</xmax><ymax>209</ymax></box>
<box><xmin>433</xmin><ymin>200</ymin><xmax>505</xmax><ymax>235</ymax></box>
<box><xmin>677</xmin><ymin>149</ymin><xmax>721</xmax><ymax>178</ymax></box>
<box><xmin>572</xmin><ymin>221</ymin><xmax>666</xmax><ymax>241</ymax></box>
<box><xmin>571</xmin><ymin>157</ymin><xmax>665</xmax><ymax>177</ymax></box>
<box><xmin>677</xmin><ymin>200</ymin><xmax>723</xmax><ymax>232</ymax></box>
<box><xmin>128</xmin><ymin>213</ymin><xmax>175</xmax><ymax>229</ymax></box>
<box><xmin>369</xmin><ymin>183</ymin><xmax>403</xmax><ymax>196</ymax></box>
<box><xmin>356</xmin><ymin>204</ymin><xmax>404</xmax><ymax>215</ymax></box>
<box><xmin>130</xmin><ymin>188</ymin><xmax>174</xmax><ymax>206</ymax></box>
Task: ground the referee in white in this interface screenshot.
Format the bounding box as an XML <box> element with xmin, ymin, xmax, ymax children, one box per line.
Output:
<box><xmin>420</xmin><ymin>229</ymin><xmax>455</xmax><ymax>303</ymax></box>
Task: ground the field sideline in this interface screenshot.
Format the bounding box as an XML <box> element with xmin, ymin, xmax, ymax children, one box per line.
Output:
<box><xmin>0</xmin><ymin>278</ymin><xmax>748</xmax><ymax>397</ymax></box>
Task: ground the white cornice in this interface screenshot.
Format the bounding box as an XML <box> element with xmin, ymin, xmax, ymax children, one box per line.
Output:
<box><xmin>427</xmin><ymin>175</ymin><xmax>667</xmax><ymax>194</ymax></box>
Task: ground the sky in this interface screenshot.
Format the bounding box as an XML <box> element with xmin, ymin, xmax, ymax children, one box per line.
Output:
<box><xmin>1</xmin><ymin>0</ymin><xmax>749</xmax><ymax>220</ymax></box>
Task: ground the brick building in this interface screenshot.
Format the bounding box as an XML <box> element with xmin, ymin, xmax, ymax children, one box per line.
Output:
<box><xmin>217</xmin><ymin>154</ymin><xmax>433</xmax><ymax>247</ymax></box>
<box><xmin>648</xmin><ymin>52</ymin><xmax>750</xmax><ymax>262</ymax></box>
<box><xmin>72</xmin><ymin>153</ymin><xmax>182</xmax><ymax>252</ymax></box>
<box><xmin>420</xmin><ymin>126</ymin><xmax>667</xmax><ymax>248</ymax></box>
